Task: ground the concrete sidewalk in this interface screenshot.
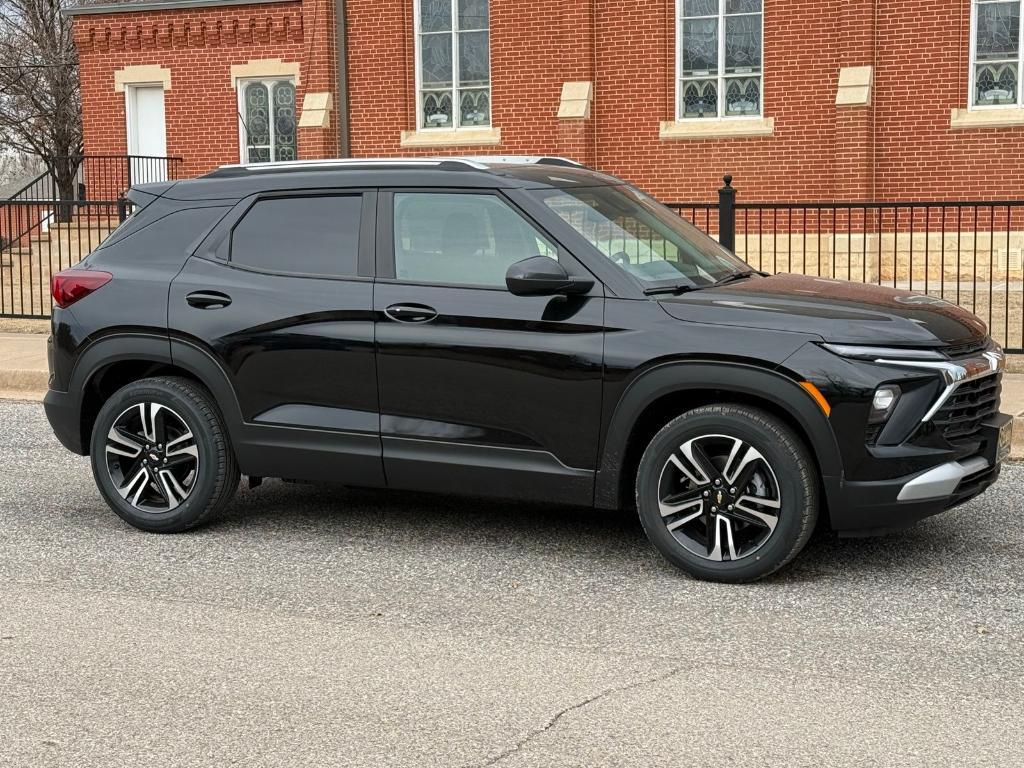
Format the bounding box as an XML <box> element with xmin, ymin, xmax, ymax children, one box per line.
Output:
<box><xmin>1</xmin><ymin>330</ymin><xmax>1023</xmax><ymax>457</ymax></box>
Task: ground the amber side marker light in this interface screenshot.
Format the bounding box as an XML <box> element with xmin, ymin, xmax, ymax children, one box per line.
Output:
<box><xmin>799</xmin><ymin>381</ymin><xmax>831</xmax><ymax>416</ymax></box>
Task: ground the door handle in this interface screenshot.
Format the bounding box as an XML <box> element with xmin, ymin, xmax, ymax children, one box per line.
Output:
<box><xmin>384</xmin><ymin>303</ymin><xmax>438</xmax><ymax>323</ymax></box>
<box><xmin>186</xmin><ymin>290</ymin><xmax>232</xmax><ymax>309</ymax></box>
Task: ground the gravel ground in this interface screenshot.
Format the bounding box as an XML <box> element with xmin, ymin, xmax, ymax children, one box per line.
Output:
<box><xmin>1</xmin><ymin>399</ymin><xmax>1022</xmax><ymax>767</ymax></box>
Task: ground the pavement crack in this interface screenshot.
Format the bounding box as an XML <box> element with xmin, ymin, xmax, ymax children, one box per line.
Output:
<box><xmin>467</xmin><ymin>665</ymin><xmax>685</xmax><ymax>767</ymax></box>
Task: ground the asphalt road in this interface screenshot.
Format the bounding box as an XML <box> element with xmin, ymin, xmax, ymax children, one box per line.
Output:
<box><xmin>1</xmin><ymin>399</ymin><xmax>1023</xmax><ymax>767</ymax></box>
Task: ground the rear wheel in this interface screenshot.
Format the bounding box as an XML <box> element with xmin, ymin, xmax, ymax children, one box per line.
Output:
<box><xmin>636</xmin><ymin>404</ymin><xmax>817</xmax><ymax>582</ymax></box>
<box><xmin>89</xmin><ymin>376</ymin><xmax>239</xmax><ymax>532</ymax></box>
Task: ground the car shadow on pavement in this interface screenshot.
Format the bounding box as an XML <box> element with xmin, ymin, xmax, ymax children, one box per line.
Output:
<box><xmin>197</xmin><ymin>477</ymin><xmax>995</xmax><ymax>584</ymax></box>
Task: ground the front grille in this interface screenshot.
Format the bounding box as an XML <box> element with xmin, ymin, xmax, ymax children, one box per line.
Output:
<box><xmin>932</xmin><ymin>373</ymin><xmax>1002</xmax><ymax>443</ymax></box>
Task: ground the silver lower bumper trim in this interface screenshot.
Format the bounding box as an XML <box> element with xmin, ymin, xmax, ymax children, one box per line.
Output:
<box><xmin>896</xmin><ymin>456</ymin><xmax>991</xmax><ymax>501</ymax></box>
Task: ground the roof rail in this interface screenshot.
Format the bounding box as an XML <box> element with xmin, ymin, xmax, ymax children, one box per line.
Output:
<box><xmin>460</xmin><ymin>155</ymin><xmax>585</xmax><ymax>168</ymax></box>
<box><xmin>206</xmin><ymin>155</ymin><xmax>587</xmax><ymax>179</ymax></box>
<box><xmin>210</xmin><ymin>157</ymin><xmax>491</xmax><ymax>176</ymax></box>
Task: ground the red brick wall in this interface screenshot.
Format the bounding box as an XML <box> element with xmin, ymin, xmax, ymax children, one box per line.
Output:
<box><xmin>872</xmin><ymin>0</ymin><xmax>1024</xmax><ymax>201</ymax></box>
<box><xmin>0</xmin><ymin>204</ymin><xmax>49</xmax><ymax>247</ymax></box>
<box><xmin>73</xmin><ymin>0</ymin><xmax>1024</xmax><ymax>203</ymax></box>
<box><xmin>345</xmin><ymin>0</ymin><xmax>843</xmax><ymax>201</ymax></box>
<box><xmin>73</xmin><ymin>0</ymin><xmax>337</xmax><ymax>192</ymax></box>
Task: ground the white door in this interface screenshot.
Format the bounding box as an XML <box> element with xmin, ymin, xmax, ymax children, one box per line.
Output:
<box><xmin>126</xmin><ymin>85</ymin><xmax>168</xmax><ymax>184</ymax></box>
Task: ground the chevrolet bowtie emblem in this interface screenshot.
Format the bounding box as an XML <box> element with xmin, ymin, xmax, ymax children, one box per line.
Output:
<box><xmin>716</xmin><ymin>490</ymin><xmax>724</xmax><ymax>505</ymax></box>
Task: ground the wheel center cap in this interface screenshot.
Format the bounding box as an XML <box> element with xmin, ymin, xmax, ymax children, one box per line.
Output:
<box><xmin>148</xmin><ymin>451</ymin><xmax>161</xmax><ymax>463</ymax></box>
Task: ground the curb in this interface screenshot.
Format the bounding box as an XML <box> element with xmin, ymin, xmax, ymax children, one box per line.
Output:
<box><xmin>0</xmin><ymin>389</ymin><xmax>44</xmax><ymax>402</ymax></box>
<box><xmin>0</xmin><ymin>370</ymin><xmax>48</xmax><ymax>399</ymax></box>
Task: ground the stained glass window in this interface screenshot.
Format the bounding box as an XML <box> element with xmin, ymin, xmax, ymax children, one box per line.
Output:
<box><xmin>239</xmin><ymin>78</ymin><xmax>296</xmax><ymax>163</ymax></box>
<box><xmin>417</xmin><ymin>0</ymin><xmax>491</xmax><ymax>129</ymax></box>
<box><xmin>678</xmin><ymin>0</ymin><xmax>762</xmax><ymax>119</ymax></box>
<box><xmin>973</xmin><ymin>1</ymin><xmax>1023</xmax><ymax>107</ymax></box>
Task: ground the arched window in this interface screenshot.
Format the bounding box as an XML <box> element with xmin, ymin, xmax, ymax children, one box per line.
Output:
<box><xmin>238</xmin><ymin>78</ymin><xmax>297</xmax><ymax>163</ymax></box>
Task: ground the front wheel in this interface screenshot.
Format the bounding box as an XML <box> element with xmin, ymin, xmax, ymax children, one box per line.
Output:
<box><xmin>636</xmin><ymin>404</ymin><xmax>818</xmax><ymax>583</ymax></box>
<box><xmin>89</xmin><ymin>376</ymin><xmax>239</xmax><ymax>533</ymax></box>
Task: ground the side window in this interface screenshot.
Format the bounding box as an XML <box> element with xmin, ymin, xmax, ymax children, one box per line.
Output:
<box><xmin>98</xmin><ymin>205</ymin><xmax>227</xmax><ymax>259</ymax></box>
<box><xmin>392</xmin><ymin>192</ymin><xmax>556</xmax><ymax>287</ymax></box>
<box><xmin>231</xmin><ymin>195</ymin><xmax>362</xmax><ymax>277</ymax></box>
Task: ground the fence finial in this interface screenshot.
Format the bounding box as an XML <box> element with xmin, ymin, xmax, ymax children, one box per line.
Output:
<box><xmin>722</xmin><ymin>174</ymin><xmax>733</xmax><ymax>187</ymax></box>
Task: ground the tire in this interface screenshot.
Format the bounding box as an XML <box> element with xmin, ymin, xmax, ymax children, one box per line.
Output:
<box><xmin>89</xmin><ymin>376</ymin><xmax>239</xmax><ymax>533</ymax></box>
<box><xmin>635</xmin><ymin>404</ymin><xmax>818</xmax><ymax>583</ymax></box>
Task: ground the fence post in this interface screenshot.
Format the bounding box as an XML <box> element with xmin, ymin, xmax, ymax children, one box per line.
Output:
<box><xmin>718</xmin><ymin>174</ymin><xmax>736</xmax><ymax>252</ymax></box>
<box><xmin>117</xmin><ymin>193</ymin><xmax>129</xmax><ymax>224</ymax></box>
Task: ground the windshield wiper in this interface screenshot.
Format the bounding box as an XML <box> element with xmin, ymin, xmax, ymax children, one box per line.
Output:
<box><xmin>711</xmin><ymin>270</ymin><xmax>758</xmax><ymax>287</ymax></box>
<box><xmin>643</xmin><ymin>282</ymin><xmax>699</xmax><ymax>296</ymax></box>
<box><xmin>644</xmin><ymin>270</ymin><xmax>759</xmax><ymax>295</ymax></box>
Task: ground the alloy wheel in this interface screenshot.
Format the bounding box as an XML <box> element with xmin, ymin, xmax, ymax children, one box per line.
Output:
<box><xmin>657</xmin><ymin>433</ymin><xmax>781</xmax><ymax>562</ymax></box>
<box><xmin>104</xmin><ymin>402</ymin><xmax>200</xmax><ymax>512</ymax></box>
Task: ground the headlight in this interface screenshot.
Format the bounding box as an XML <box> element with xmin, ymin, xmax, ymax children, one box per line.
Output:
<box><xmin>821</xmin><ymin>343</ymin><xmax>945</xmax><ymax>361</ymax></box>
<box><xmin>868</xmin><ymin>385</ymin><xmax>901</xmax><ymax>424</ymax></box>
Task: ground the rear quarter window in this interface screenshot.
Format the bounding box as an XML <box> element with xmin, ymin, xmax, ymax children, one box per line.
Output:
<box><xmin>90</xmin><ymin>205</ymin><xmax>230</xmax><ymax>266</ymax></box>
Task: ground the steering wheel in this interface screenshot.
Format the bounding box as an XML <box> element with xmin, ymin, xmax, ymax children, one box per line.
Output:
<box><xmin>611</xmin><ymin>250</ymin><xmax>631</xmax><ymax>266</ymax></box>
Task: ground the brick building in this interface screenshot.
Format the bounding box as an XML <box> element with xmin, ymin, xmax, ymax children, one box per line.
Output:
<box><xmin>66</xmin><ymin>0</ymin><xmax>1024</xmax><ymax>202</ymax></box>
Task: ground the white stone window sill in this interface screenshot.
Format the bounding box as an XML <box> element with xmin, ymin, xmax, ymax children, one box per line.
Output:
<box><xmin>950</xmin><ymin>107</ymin><xmax>1024</xmax><ymax>130</ymax></box>
<box><xmin>399</xmin><ymin>127</ymin><xmax>501</xmax><ymax>148</ymax></box>
<box><xmin>659</xmin><ymin>117</ymin><xmax>774</xmax><ymax>140</ymax></box>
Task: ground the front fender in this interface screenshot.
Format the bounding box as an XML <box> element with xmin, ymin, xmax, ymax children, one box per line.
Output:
<box><xmin>594</xmin><ymin>361</ymin><xmax>843</xmax><ymax>511</ymax></box>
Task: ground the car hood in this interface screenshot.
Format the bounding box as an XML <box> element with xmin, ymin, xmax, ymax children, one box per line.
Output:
<box><xmin>656</xmin><ymin>273</ymin><xmax>989</xmax><ymax>347</ymax></box>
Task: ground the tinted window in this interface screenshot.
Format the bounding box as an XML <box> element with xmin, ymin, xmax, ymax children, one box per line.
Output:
<box><xmin>95</xmin><ymin>205</ymin><xmax>228</xmax><ymax>265</ymax></box>
<box><xmin>231</xmin><ymin>195</ymin><xmax>361</xmax><ymax>276</ymax></box>
<box><xmin>393</xmin><ymin>193</ymin><xmax>556</xmax><ymax>287</ymax></box>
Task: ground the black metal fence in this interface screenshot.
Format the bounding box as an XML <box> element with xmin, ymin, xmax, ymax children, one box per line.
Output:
<box><xmin>3</xmin><ymin>167</ymin><xmax>1023</xmax><ymax>349</ymax></box>
<box><xmin>7</xmin><ymin>155</ymin><xmax>184</xmax><ymax>208</ymax></box>
<box><xmin>667</xmin><ymin>177</ymin><xmax>1024</xmax><ymax>353</ymax></box>
<box><xmin>0</xmin><ymin>200</ymin><xmax>126</xmax><ymax>319</ymax></box>
<box><xmin>0</xmin><ymin>154</ymin><xmax>179</xmax><ymax>318</ymax></box>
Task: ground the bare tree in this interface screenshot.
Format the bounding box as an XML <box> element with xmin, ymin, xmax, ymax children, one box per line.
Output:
<box><xmin>0</xmin><ymin>0</ymin><xmax>82</xmax><ymax>213</ymax></box>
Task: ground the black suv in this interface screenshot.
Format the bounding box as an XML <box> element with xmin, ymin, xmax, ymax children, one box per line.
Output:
<box><xmin>43</xmin><ymin>157</ymin><xmax>1012</xmax><ymax>582</ymax></box>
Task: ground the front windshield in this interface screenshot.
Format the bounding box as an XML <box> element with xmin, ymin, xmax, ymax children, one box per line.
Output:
<box><xmin>530</xmin><ymin>184</ymin><xmax>749</xmax><ymax>288</ymax></box>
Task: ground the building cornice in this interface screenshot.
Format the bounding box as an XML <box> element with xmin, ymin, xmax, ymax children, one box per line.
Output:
<box><xmin>64</xmin><ymin>0</ymin><xmax>295</xmax><ymax>17</ymax></box>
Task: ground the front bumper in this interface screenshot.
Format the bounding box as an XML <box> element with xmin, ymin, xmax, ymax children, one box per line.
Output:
<box><xmin>828</xmin><ymin>413</ymin><xmax>1010</xmax><ymax>535</ymax></box>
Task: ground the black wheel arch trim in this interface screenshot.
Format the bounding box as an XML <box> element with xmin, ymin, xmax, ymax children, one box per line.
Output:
<box><xmin>166</xmin><ymin>336</ymin><xmax>245</xmax><ymax>430</ymax></box>
<box><xmin>68</xmin><ymin>334</ymin><xmax>243</xmax><ymax>428</ymax></box>
<box><xmin>64</xmin><ymin>331</ymin><xmax>173</xmax><ymax>398</ymax></box>
<box><xmin>594</xmin><ymin>360</ymin><xmax>843</xmax><ymax>511</ymax></box>
<box><xmin>58</xmin><ymin>333</ymin><xmax>246</xmax><ymax>450</ymax></box>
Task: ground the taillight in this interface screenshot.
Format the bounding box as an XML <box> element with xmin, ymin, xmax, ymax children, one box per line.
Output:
<box><xmin>51</xmin><ymin>269</ymin><xmax>113</xmax><ymax>309</ymax></box>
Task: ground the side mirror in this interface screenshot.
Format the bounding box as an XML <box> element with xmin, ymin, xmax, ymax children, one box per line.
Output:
<box><xmin>505</xmin><ymin>256</ymin><xmax>594</xmax><ymax>297</ymax></box>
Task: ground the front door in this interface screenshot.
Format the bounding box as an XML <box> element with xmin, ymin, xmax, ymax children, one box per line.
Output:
<box><xmin>169</xmin><ymin>190</ymin><xmax>383</xmax><ymax>486</ymax></box>
<box><xmin>374</xmin><ymin>190</ymin><xmax>605</xmax><ymax>505</ymax></box>
<box><xmin>126</xmin><ymin>85</ymin><xmax>168</xmax><ymax>183</ymax></box>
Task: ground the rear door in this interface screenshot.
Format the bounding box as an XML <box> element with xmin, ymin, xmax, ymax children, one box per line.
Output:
<box><xmin>373</xmin><ymin>189</ymin><xmax>605</xmax><ymax>505</ymax></box>
<box><xmin>169</xmin><ymin>189</ymin><xmax>384</xmax><ymax>485</ymax></box>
